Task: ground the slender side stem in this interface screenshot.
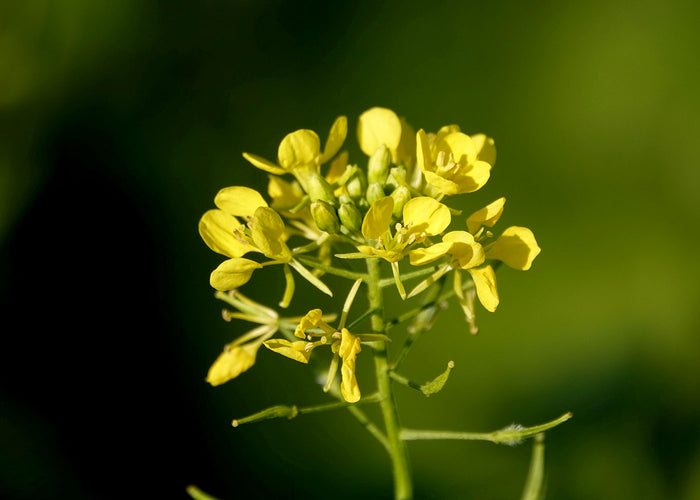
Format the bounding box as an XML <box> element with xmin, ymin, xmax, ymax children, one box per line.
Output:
<box><xmin>367</xmin><ymin>258</ymin><xmax>413</xmax><ymax>500</ymax></box>
<box><xmin>295</xmin><ymin>255</ymin><xmax>368</xmax><ymax>281</ymax></box>
<box><xmin>401</xmin><ymin>412</ymin><xmax>573</xmax><ymax>444</ymax></box>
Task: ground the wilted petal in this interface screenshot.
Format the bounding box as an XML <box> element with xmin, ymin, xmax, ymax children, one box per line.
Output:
<box><xmin>486</xmin><ymin>226</ymin><xmax>541</xmax><ymax>270</ymax></box>
<box><xmin>263</xmin><ymin>339</ymin><xmax>311</xmax><ymax>364</ymax></box>
<box><xmin>338</xmin><ymin>328</ymin><xmax>362</xmax><ymax>403</ymax></box>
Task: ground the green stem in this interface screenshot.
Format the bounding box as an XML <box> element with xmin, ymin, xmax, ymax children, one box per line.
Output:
<box><xmin>295</xmin><ymin>255</ymin><xmax>368</xmax><ymax>281</ymax></box>
<box><xmin>400</xmin><ymin>412</ymin><xmax>573</xmax><ymax>444</ymax></box>
<box><xmin>367</xmin><ymin>258</ymin><xmax>413</xmax><ymax>500</ymax></box>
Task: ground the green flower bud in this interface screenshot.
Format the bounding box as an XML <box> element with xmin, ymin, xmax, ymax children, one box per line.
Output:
<box><xmin>306</xmin><ymin>172</ymin><xmax>337</xmax><ymax>207</ymax></box>
<box><xmin>386</xmin><ymin>165</ymin><xmax>407</xmax><ymax>189</ymax></box>
<box><xmin>367</xmin><ymin>144</ymin><xmax>392</xmax><ymax>185</ymax></box>
<box><xmin>311</xmin><ymin>200</ymin><xmax>341</xmax><ymax>234</ymax></box>
<box><xmin>346</xmin><ymin>168</ymin><xmax>367</xmax><ymax>202</ymax></box>
<box><xmin>366</xmin><ymin>182</ymin><xmax>386</xmax><ymax>206</ymax></box>
<box><xmin>338</xmin><ymin>202</ymin><xmax>362</xmax><ymax>233</ymax></box>
<box><xmin>390</xmin><ymin>185</ymin><xmax>411</xmax><ymax>218</ymax></box>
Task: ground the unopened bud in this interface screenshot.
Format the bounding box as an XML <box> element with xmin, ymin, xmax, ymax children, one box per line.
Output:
<box><xmin>390</xmin><ymin>185</ymin><xmax>411</xmax><ymax>218</ymax></box>
<box><xmin>338</xmin><ymin>202</ymin><xmax>362</xmax><ymax>233</ymax></box>
<box><xmin>311</xmin><ymin>200</ymin><xmax>341</xmax><ymax>234</ymax></box>
<box><xmin>366</xmin><ymin>182</ymin><xmax>386</xmax><ymax>206</ymax></box>
<box><xmin>386</xmin><ymin>165</ymin><xmax>407</xmax><ymax>189</ymax></box>
<box><xmin>306</xmin><ymin>172</ymin><xmax>338</xmax><ymax>206</ymax></box>
<box><xmin>367</xmin><ymin>144</ymin><xmax>392</xmax><ymax>185</ymax></box>
<box><xmin>346</xmin><ymin>168</ymin><xmax>367</xmax><ymax>202</ymax></box>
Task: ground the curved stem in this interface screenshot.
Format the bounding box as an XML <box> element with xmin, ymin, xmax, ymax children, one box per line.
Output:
<box><xmin>367</xmin><ymin>258</ymin><xmax>413</xmax><ymax>500</ymax></box>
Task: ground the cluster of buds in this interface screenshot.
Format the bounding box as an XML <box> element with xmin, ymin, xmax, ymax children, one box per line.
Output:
<box><xmin>199</xmin><ymin>107</ymin><xmax>541</xmax><ymax>400</ymax></box>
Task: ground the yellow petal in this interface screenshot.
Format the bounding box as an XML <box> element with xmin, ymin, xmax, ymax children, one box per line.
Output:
<box><xmin>267</xmin><ymin>176</ymin><xmax>304</xmax><ymax>211</ymax></box>
<box><xmin>423</xmin><ymin>170</ymin><xmax>461</xmax><ymax>196</ymax></box>
<box><xmin>242</xmin><ymin>152</ymin><xmax>287</xmax><ymax>175</ymax></box>
<box><xmin>263</xmin><ymin>339</ymin><xmax>311</xmax><ymax>364</ymax></box>
<box><xmin>396</xmin><ymin>116</ymin><xmax>416</xmax><ymax>168</ymax></box>
<box><xmin>486</xmin><ymin>226</ymin><xmax>541</xmax><ymax>270</ymax></box>
<box><xmin>470</xmin><ymin>133</ymin><xmax>497</xmax><ymax>166</ymax></box>
<box><xmin>441</xmin><ymin>132</ymin><xmax>477</xmax><ymax>164</ymax></box>
<box><xmin>466</xmin><ymin>197</ymin><xmax>506</xmax><ymax>234</ymax></box>
<box><xmin>250</xmin><ymin>207</ymin><xmax>291</xmax><ymax>260</ymax></box>
<box><xmin>436</xmin><ymin>124</ymin><xmax>461</xmax><ymax>144</ymax></box>
<box><xmin>319</xmin><ymin>115</ymin><xmax>348</xmax><ymax>164</ymax></box>
<box><xmin>443</xmin><ymin>231</ymin><xmax>485</xmax><ymax>269</ymax></box>
<box><xmin>209</xmin><ymin>258</ymin><xmax>263</xmax><ymax>291</ymax></box>
<box><xmin>357</xmin><ymin>107</ymin><xmax>402</xmax><ymax>158</ymax></box>
<box><xmin>206</xmin><ymin>342</ymin><xmax>260</xmax><ymax>386</ymax></box>
<box><xmin>199</xmin><ymin>209</ymin><xmax>253</xmax><ymax>258</ymax></box>
<box><xmin>214</xmin><ymin>186</ymin><xmax>268</xmax><ymax>218</ymax></box>
<box><xmin>362</xmin><ymin>196</ymin><xmax>394</xmax><ymax>239</ymax></box>
<box><xmin>416</xmin><ymin>129</ymin><xmax>433</xmax><ymax>174</ymax></box>
<box><xmin>408</xmin><ymin>241</ymin><xmax>452</xmax><ymax>266</ymax></box>
<box><xmin>338</xmin><ymin>328</ymin><xmax>361</xmax><ymax>403</ymax></box>
<box><xmin>468</xmin><ymin>265</ymin><xmax>499</xmax><ymax>312</ymax></box>
<box><xmin>403</xmin><ymin>197</ymin><xmax>451</xmax><ymax>236</ymax></box>
<box><xmin>278</xmin><ymin>129</ymin><xmax>321</xmax><ymax>169</ymax></box>
<box><xmin>325</xmin><ymin>150</ymin><xmax>349</xmax><ymax>185</ymax></box>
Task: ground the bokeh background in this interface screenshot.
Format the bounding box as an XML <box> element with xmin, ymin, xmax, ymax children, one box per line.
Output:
<box><xmin>2</xmin><ymin>1</ymin><xmax>699</xmax><ymax>499</ymax></box>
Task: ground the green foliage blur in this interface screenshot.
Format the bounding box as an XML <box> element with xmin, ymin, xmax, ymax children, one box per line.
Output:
<box><xmin>2</xmin><ymin>1</ymin><xmax>699</xmax><ymax>499</ymax></box>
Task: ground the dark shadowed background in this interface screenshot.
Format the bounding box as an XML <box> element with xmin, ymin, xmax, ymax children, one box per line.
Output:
<box><xmin>2</xmin><ymin>1</ymin><xmax>699</xmax><ymax>499</ymax></box>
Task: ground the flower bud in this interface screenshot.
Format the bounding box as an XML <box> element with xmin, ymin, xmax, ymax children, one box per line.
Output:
<box><xmin>346</xmin><ymin>168</ymin><xmax>367</xmax><ymax>202</ymax></box>
<box><xmin>366</xmin><ymin>182</ymin><xmax>386</xmax><ymax>206</ymax></box>
<box><xmin>386</xmin><ymin>165</ymin><xmax>407</xmax><ymax>189</ymax></box>
<box><xmin>367</xmin><ymin>144</ymin><xmax>392</xmax><ymax>185</ymax></box>
<box><xmin>306</xmin><ymin>172</ymin><xmax>338</xmax><ymax>206</ymax></box>
<box><xmin>338</xmin><ymin>202</ymin><xmax>362</xmax><ymax>233</ymax></box>
<box><xmin>390</xmin><ymin>185</ymin><xmax>411</xmax><ymax>218</ymax></box>
<box><xmin>311</xmin><ymin>200</ymin><xmax>341</xmax><ymax>234</ymax></box>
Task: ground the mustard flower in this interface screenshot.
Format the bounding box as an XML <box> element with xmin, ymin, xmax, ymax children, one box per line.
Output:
<box><xmin>346</xmin><ymin>195</ymin><xmax>451</xmax><ymax>298</ymax></box>
<box><xmin>263</xmin><ymin>281</ymin><xmax>386</xmax><ymax>403</ymax></box>
<box><xmin>199</xmin><ymin>186</ymin><xmax>332</xmax><ymax>303</ymax></box>
<box><xmin>357</xmin><ymin>106</ymin><xmax>416</xmax><ymax>168</ymax></box>
<box><xmin>242</xmin><ymin>116</ymin><xmax>348</xmax><ymax>190</ymax></box>
<box><xmin>416</xmin><ymin>128</ymin><xmax>494</xmax><ymax>196</ymax></box>
<box><xmin>206</xmin><ymin>290</ymin><xmax>282</xmax><ymax>386</ymax></box>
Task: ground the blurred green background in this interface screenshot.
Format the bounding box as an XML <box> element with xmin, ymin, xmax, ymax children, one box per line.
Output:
<box><xmin>2</xmin><ymin>1</ymin><xmax>699</xmax><ymax>499</ymax></box>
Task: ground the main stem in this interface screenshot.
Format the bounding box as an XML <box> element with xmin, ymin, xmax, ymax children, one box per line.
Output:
<box><xmin>367</xmin><ymin>258</ymin><xmax>413</xmax><ymax>500</ymax></box>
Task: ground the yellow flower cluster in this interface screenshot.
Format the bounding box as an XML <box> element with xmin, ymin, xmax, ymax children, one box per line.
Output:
<box><xmin>199</xmin><ymin>107</ymin><xmax>541</xmax><ymax>400</ymax></box>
